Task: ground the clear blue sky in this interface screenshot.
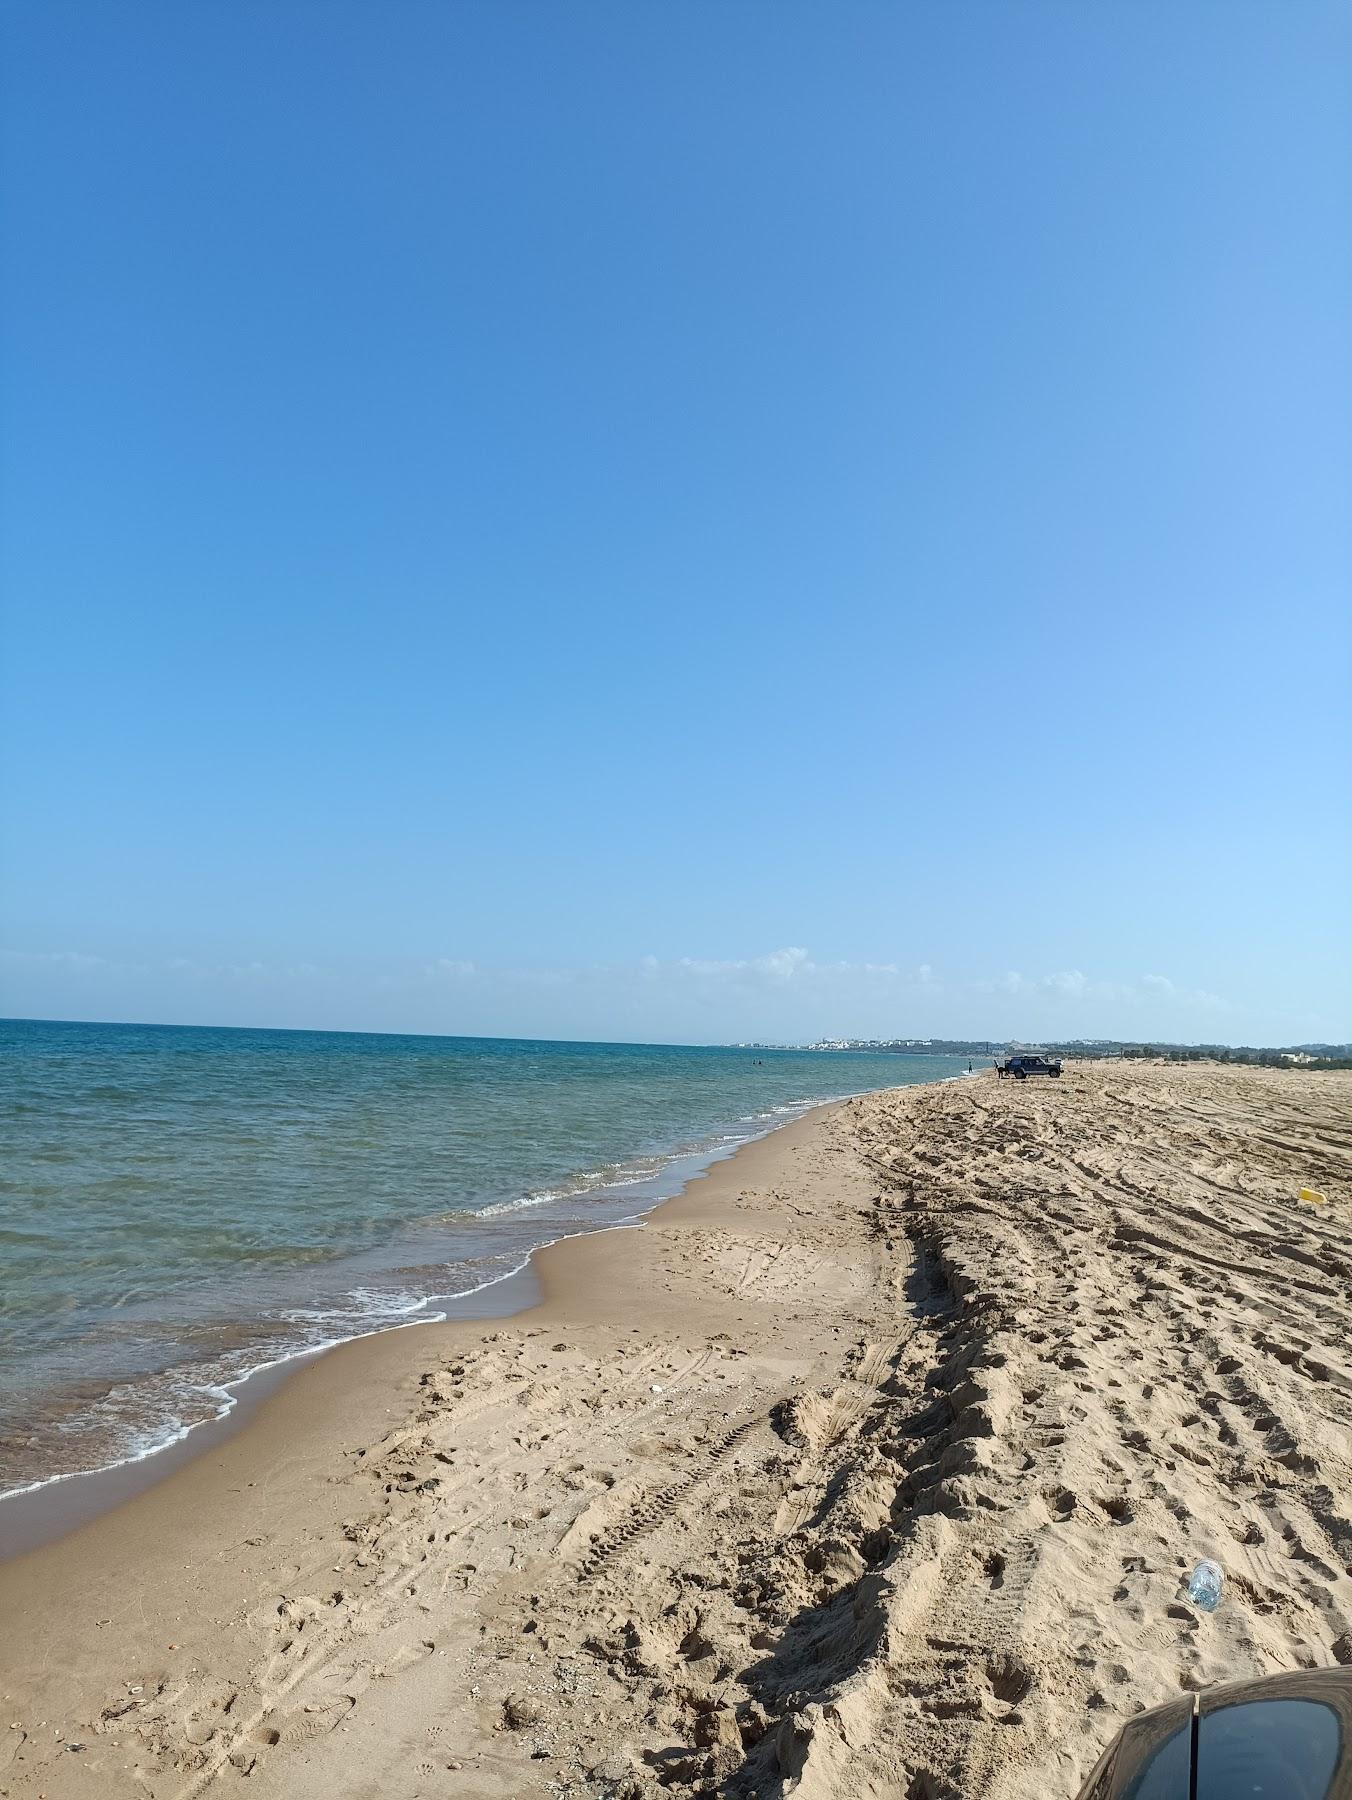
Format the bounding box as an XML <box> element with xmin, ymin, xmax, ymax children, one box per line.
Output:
<box><xmin>2</xmin><ymin>2</ymin><xmax>1348</xmax><ymax>1045</ymax></box>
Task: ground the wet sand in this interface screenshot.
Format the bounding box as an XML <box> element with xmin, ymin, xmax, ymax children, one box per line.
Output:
<box><xmin>0</xmin><ymin>1266</ymin><xmax>547</xmax><ymax>1563</ymax></box>
<box><xmin>1</xmin><ymin>1064</ymin><xmax>1349</xmax><ymax>1799</ymax></box>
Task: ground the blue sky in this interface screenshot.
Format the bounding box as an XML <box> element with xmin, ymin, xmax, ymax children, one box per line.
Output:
<box><xmin>2</xmin><ymin>2</ymin><xmax>1348</xmax><ymax>1045</ymax></box>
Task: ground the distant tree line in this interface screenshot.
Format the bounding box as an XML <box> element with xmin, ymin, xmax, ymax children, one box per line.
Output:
<box><xmin>1118</xmin><ymin>1044</ymin><xmax>1352</xmax><ymax>1071</ymax></box>
<box><xmin>789</xmin><ymin>1037</ymin><xmax>1352</xmax><ymax>1070</ymax></box>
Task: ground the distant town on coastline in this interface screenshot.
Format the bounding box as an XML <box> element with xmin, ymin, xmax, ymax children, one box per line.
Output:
<box><xmin>731</xmin><ymin>1039</ymin><xmax>1352</xmax><ymax>1069</ymax></box>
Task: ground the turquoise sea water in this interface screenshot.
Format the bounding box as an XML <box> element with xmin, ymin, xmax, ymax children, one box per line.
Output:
<box><xmin>0</xmin><ymin>1020</ymin><xmax>971</xmax><ymax>1495</ymax></box>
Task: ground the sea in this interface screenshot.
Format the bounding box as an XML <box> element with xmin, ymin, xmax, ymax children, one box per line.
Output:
<box><xmin>0</xmin><ymin>1019</ymin><xmax>972</xmax><ymax>1499</ymax></box>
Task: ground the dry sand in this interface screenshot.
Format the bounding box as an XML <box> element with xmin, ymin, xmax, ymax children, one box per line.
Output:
<box><xmin>1</xmin><ymin>1061</ymin><xmax>1350</xmax><ymax>1799</ymax></box>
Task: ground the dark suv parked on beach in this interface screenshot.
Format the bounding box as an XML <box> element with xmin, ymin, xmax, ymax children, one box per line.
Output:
<box><xmin>997</xmin><ymin>1054</ymin><xmax>1062</xmax><ymax>1079</ymax></box>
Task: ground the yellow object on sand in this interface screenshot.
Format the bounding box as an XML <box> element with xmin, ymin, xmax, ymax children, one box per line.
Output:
<box><xmin>1299</xmin><ymin>1187</ymin><xmax>1329</xmax><ymax>1206</ymax></box>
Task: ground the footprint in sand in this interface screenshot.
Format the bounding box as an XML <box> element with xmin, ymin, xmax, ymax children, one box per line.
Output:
<box><xmin>380</xmin><ymin>1640</ymin><xmax>436</xmax><ymax>1677</ymax></box>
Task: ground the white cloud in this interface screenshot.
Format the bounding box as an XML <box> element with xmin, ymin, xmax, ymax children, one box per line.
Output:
<box><xmin>164</xmin><ymin>956</ymin><xmax>323</xmax><ymax>983</ymax></box>
<box><xmin>0</xmin><ymin>942</ymin><xmax>1237</xmax><ymax>1042</ymax></box>
<box><xmin>1137</xmin><ymin>973</ymin><xmax>1224</xmax><ymax>1010</ymax></box>
<box><xmin>983</xmin><ymin>971</ymin><xmax>1027</xmax><ymax>995</ymax></box>
<box><xmin>1041</xmin><ymin>969</ymin><xmax>1088</xmax><ymax>997</ymax></box>
<box><xmin>660</xmin><ymin>949</ymin><xmax>942</xmax><ymax>989</ymax></box>
<box><xmin>0</xmin><ymin>948</ymin><xmax>118</xmax><ymax>972</ymax></box>
<box><xmin>677</xmin><ymin>946</ymin><xmax>814</xmax><ymax>982</ymax></box>
<box><xmin>971</xmin><ymin>967</ymin><xmax>1228</xmax><ymax>1021</ymax></box>
<box><xmin>757</xmin><ymin>946</ymin><xmax>812</xmax><ymax>981</ymax></box>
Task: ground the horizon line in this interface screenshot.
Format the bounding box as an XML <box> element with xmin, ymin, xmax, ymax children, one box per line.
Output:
<box><xmin>2</xmin><ymin>1015</ymin><xmax>1345</xmax><ymax>1056</ymax></box>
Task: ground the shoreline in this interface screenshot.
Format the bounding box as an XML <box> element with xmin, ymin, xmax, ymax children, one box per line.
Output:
<box><xmin>3</xmin><ymin>1022</ymin><xmax>977</xmax><ymax>1526</ymax></box>
<box><xmin>0</xmin><ymin>1096</ymin><xmax>849</xmax><ymax>1563</ymax></box>
<box><xmin>0</xmin><ymin>1262</ymin><xmax>545</xmax><ymax>1562</ymax></box>
<box><xmin>4</xmin><ymin>1062</ymin><xmax>1345</xmax><ymax>1800</ymax></box>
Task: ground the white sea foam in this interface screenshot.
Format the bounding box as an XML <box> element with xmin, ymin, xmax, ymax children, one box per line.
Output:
<box><xmin>280</xmin><ymin>1287</ymin><xmax>437</xmax><ymax>1326</ymax></box>
<box><xmin>0</xmin><ymin>1262</ymin><xmax>543</xmax><ymax>1506</ymax></box>
<box><xmin>0</xmin><ymin>1114</ymin><xmax>798</xmax><ymax>1503</ymax></box>
<box><xmin>474</xmin><ymin>1153</ymin><xmax>677</xmax><ymax>1218</ymax></box>
<box><xmin>0</xmin><ymin>1044</ymin><xmax>972</xmax><ymax>1509</ymax></box>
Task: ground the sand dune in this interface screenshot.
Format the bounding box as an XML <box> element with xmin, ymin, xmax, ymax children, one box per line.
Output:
<box><xmin>1</xmin><ymin>1062</ymin><xmax>1349</xmax><ymax>1798</ymax></box>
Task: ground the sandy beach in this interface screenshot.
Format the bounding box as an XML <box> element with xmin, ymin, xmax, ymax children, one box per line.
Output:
<box><xmin>2</xmin><ymin>1061</ymin><xmax>1350</xmax><ymax>1799</ymax></box>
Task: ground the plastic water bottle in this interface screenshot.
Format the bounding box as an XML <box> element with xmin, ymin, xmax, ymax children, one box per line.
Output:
<box><xmin>1186</xmin><ymin>1559</ymin><xmax>1224</xmax><ymax>1612</ymax></box>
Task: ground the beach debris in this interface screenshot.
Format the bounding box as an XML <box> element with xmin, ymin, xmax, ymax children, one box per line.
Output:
<box><xmin>650</xmin><ymin>1384</ymin><xmax>664</xmax><ymax>1394</ymax></box>
<box><xmin>502</xmin><ymin>1693</ymin><xmax>545</xmax><ymax>1730</ymax></box>
<box><xmin>1185</xmin><ymin>1558</ymin><xmax>1224</xmax><ymax>1612</ymax></box>
<box><xmin>1299</xmin><ymin>1187</ymin><xmax>1329</xmax><ymax>1207</ymax></box>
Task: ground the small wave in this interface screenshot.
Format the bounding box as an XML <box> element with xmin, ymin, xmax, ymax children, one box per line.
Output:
<box><xmin>280</xmin><ymin>1287</ymin><xmax>437</xmax><ymax>1327</ymax></box>
<box><xmin>475</xmin><ymin>1187</ymin><xmax>568</xmax><ymax>1218</ymax></box>
<box><xmin>475</xmin><ymin>1156</ymin><xmax>672</xmax><ymax>1218</ymax></box>
<box><xmin>0</xmin><ymin>1057</ymin><xmax>971</xmax><ymax>1505</ymax></box>
<box><xmin>0</xmin><ymin>1254</ymin><xmax>552</xmax><ymax>1506</ymax></box>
